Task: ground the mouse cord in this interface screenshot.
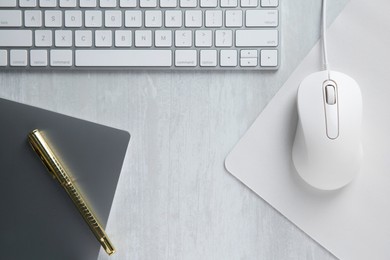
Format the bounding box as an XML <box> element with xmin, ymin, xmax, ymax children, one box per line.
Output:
<box><xmin>322</xmin><ymin>0</ymin><xmax>330</xmax><ymax>80</ymax></box>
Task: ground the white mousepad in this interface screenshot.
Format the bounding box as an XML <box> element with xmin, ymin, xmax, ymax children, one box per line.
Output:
<box><xmin>225</xmin><ymin>0</ymin><xmax>390</xmax><ymax>259</ymax></box>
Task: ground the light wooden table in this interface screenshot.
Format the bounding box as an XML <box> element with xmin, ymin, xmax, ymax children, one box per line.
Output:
<box><xmin>0</xmin><ymin>0</ymin><xmax>349</xmax><ymax>259</ymax></box>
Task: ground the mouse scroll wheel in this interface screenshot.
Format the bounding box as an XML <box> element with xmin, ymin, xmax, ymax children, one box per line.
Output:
<box><xmin>325</xmin><ymin>84</ymin><xmax>337</xmax><ymax>105</ymax></box>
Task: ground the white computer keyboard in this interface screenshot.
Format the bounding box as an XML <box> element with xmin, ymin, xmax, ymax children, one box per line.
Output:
<box><xmin>0</xmin><ymin>0</ymin><xmax>279</xmax><ymax>70</ymax></box>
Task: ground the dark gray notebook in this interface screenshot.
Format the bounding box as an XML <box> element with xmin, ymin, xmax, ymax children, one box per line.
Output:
<box><xmin>0</xmin><ymin>98</ymin><xmax>130</xmax><ymax>260</ymax></box>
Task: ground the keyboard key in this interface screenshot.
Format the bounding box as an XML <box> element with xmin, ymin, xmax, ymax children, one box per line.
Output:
<box><xmin>0</xmin><ymin>10</ymin><xmax>22</xmax><ymax>27</ymax></box>
<box><xmin>236</xmin><ymin>30</ymin><xmax>278</xmax><ymax>47</ymax></box>
<box><xmin>40</xmin><ymin>0</ymin><xmax>57</xmax><ymax>7</ymax></box>
<box><xmin>10</xmin><ymin>50</ymin><xmax>28</xmax><ymax>66</ymax></box>
<box><xmin>120</xmin><ymin>0</ymin><xmax>136</xmax><ymax>7</ymax></box>
<box><xmin>240</xmin><ymin>57</ymin><xmax>257</xmax><ymax>66</ymax></box>
<box><xmin>25</xmin><ymin>11</ymin><xmax>42</xmax><ymax>27</ymax></box>
<box><xmin>80</xmin><ymin>0</ymin><xmax>97</xmax><ymax>7</ymax></box>
<box><xmin>200</xmin><ymin>0</ymin><xmax>217</xmax><ymax>7</ymax></box>
<box><xmin>261</xmin><ymin>0</ymin><xmax>278</xmax><ymax>7</ymax></box>
<box><xmin>65</xmin><ymin>11</ymin><xmax>82</xmax><ymax>28</ymax></box>
<box><xmin>0</xmin><ymin>0</ymin><xmax>17</xmax><ymax>7</ymax></box>
<box><xmin>195</xmin><ymin>30</ymin><xmax>212</xmax><ymax>47</ymax></box>
<box><xmin>0</xmin><ymin>50</ymin><xmax>7</xmax><ymax>66</ymax></box>
<box><xmin>0</xmin><ymin>30</ymin><xmax>32</xmax><ymax>47</ymax></box>
<box><xmin>135</xmin><ymin>30</ymin><xmax>152</xmax><ymax>47</ymax></box>
<box><xmin>240</xmin><ymin>49</ymin><xmax>257</xmax><ymax>58</ymax></box>
<box><xmin>105</xmin><ymin>11</ymin><xmax>122</xmax><ymax>27</ymax></box>
<box><xmin>145</xmin><ymin>11</ymin><xmax>162</xmax><ymax>28</ymax></box>
<box><xmin>75</xmin><ymin>30</ymin><xmax>93</xmax><ymax>47</ymax></box>
<box><xmin>165</xmin><ymin>10</ymin><xmax>182</xmax><ymax>27</ymax></box>
<box><xmin>220</xmin><ymin>49</ymin><xmax>237</xmax><ymax>67</ymax></box>
<box><xmin>75</xmin><ymin>50</ymin><xmax>172</xmax><ymax>66</ymax></box>
<box><xmin>205</xmin><ymin>10</ymin><xmax>223</xmax><ymax>27</ymax></box>
<box><xmin>20</xmin><ymin>0</ymin><xmax>38</xmax><ymax>7</ymax></box>
<box><xmin>100</xmin><ymin>0</ymin><xmax>117</xmax><ymax>7</ymax></box>
<box><xmin>200</xmin><ymin>50</ymin><xmax>217</xmax><ymax>67</ymax></box>
<box><xmin>155</xmin><ymin>30</ymin><xmax>172</xmax><ymax>47</ymax></box>
<box><xmin>180</xmin><ymin>0</ymin><xmax>197</xmax><ymax>8</ymax></box>
<box><xmin>95</xmin><ymin>30</ymin><xmax>112</xmax><ymax>47</ymax></box>
<box><xmin>60</xmin><ymin>0</ymin><xmax>77</xmax><ymax>7</ymax></box>
<box><xmin>30</xmin><ymin>50</ymin><xmax>48</xmax><ymax>67</ymax></box>
<box><xmin>225</xmin><ymin>10</ymin><xmax>242</xmax><ymax>27</ymax></box>
<box><xmin>185</xmin><ymin>10</ymin><xmax>202</xmax><ymax>28</ymax></box>
<box><xmin>115</xmin><ymin>30</ymin><xmax>132</xmax><ymax>47</ymax></box>
<box><xmin>85</xmin><ymin>11</ymin><xmax>103</xmax><ymax>27</ymax></box>
<box><xmin>50</xmin><ymin>50</ymin><xmax>73</xmax><ymax>66</ymax></box>
<box><xmin>35</xmin><ymin>30</ymin><xmax>52</xmax><ymax>47</ymax></box>
<box><xmin>160</xmin><ymin>0</ymin><xmax>177</xmax><ymax>7</ymax></box>
<box><xmin>240</xmin><ymin>0</ymin><xmax>257</xmax><ymax>7</ymax></box>
<box><xmin>246</xmin><ymin>10</ymin><xmax>278</xmax><ymax>27</ymax></box>
<box><xmin>125</xmin><ymin>11</ymin><xmax>142</xmax><ymax>27</ymax></box>
<box><xmin>215</xmin><ymin>30</ymin><xmax>232</xmax><ymax>47</ymax></box>
<box><xmin>55</xmin><ymin>30</ymin><xmax>72</xmax><ymax>47</ymax></box>
<box><xmin>220</xmin><ymin>0</ymin><xmax>237</xmax><ymax>7</ymax></box>
<box><xmin>45</xmin><ymin>11</ymin><xmax>62</xmax><ymax>27</ymax></box>
<box><xmin>260</xmin><ymin>49</ymin><xmax>277</xmax><ymax>67</ymax></box>
<box><xmin>175</xmin><ymin>30</ymin><xmax>192</xmax><ymax>47</ymax></box>
<box><xmin>175</xmin><ymin>50</ymin><xmax>197</xmax><ymax>67</ymax></box>
<box><xmin>140</xmin><ymin>0</ymin><xmax>157</xmax><ymax>7</ymax></box>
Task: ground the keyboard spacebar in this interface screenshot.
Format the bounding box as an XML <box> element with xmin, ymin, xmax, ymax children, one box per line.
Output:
<box><xmin>75</xmin><ymin>50</ymin><xmax>172</xmax><ymax>67</ymax></box>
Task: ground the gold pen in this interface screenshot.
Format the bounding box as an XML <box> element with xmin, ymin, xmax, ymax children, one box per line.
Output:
<box><xmin>28</xmin><ymin>129</ymin><xmax>115</xmax><ymax>256</ymax></box>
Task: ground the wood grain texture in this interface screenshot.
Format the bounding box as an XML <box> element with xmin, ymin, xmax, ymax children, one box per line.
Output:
<box><xmin>0</xmin><ymin>0</ymin><xmax>349</xmax><ymax>259</ymax></box>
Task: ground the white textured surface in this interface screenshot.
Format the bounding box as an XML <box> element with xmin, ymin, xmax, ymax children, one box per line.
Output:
<box><xmin>0</xmin><ymin>1</ymin><xmax>348</xmax><ymax>259</ymax></box>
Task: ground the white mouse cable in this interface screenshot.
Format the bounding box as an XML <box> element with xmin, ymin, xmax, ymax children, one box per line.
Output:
<box><xmin>322</xmin><ymin>0</ymin><xmax>330</xmax><ymax>79</ymax></box>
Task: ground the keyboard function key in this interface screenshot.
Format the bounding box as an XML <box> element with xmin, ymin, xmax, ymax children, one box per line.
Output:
<box><xmin>50</xmin><ymin>50</ymin><xmax>73</xmax><ymax>67</ymax></box>
<box><xmin>0</xmin><ymin>10</ymin><xmax>22</xmax><ymax>27</ymax></box>
<box><xmin>10</xmin><ymin>50</ymin><xmax>28</xmax><ymax>67</ymax></box>
<box><xmin>236</xmin><ymin>29</ymin><xmax>278</xmax><ymax>47</ymax></box>
<box><xmin>30</xmin><ymin>50</ymin><xmax>48</xmax><ymax>67</ymax></box>
<box><xmin>220</xmin><ymin>50</ymin><xmax>237</xmax><ymax>67</ymax></box>
<box><xmin>240</xmin><ymin>49</ymin><xmax>257</xmax><ymax>58</ymax></box>
<box><xmin>200</xmin><ymin>50</ymin><xmax>217</xmax><ymax>67</ymax></box>
<box><xmin>175</xmin><ymin>50</ymin><xmax>197</xmax><ymax>67</ymax></box>
<box><xmin>260</xmin><ymin>49</ymin><xmax>278</xmax><ymax>67</ymax></box>
<box><xmin>0</xmin><ymin>50</ymin><xmax>7</xmax><ymax>66</ymax></box>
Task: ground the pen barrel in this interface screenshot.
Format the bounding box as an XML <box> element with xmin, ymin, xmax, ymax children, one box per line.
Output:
<box><xmin>28</xmin><ymin>129</ymin><xmax>115</xmax><ymax>256</ymax></box>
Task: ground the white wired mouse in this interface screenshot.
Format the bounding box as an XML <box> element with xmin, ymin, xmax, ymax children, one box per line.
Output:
<box><xmin>292</xmin><ymin>70</ymin><xmax>363</xmax><ymax>190</ymax></box>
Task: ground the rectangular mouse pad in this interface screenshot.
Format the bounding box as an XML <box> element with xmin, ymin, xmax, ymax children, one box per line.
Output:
<box><xmin>225</xmin><ymin>0</ymin><xmax>390</xmax><ymax>259</ymax></box>
<box><xmin>0</xmin><ymin>98</ymin><xmax>130</xmax><ymax>260</ymax></box>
